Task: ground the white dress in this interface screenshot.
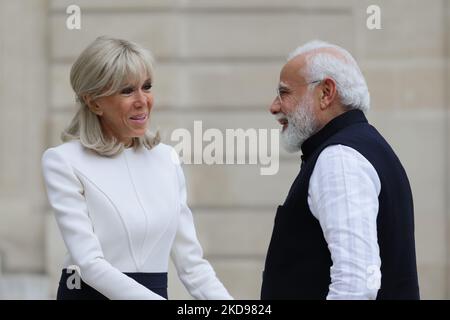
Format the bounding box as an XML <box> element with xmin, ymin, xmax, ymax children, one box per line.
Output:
<box><xmin>42</xmin><ymin>140</ymin><xmax>232</xmax><ymax>300</ymax></box>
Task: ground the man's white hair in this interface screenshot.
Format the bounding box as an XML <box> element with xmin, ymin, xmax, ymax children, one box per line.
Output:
<box><xmin>288</xmin><ymin>40</ymin><xmax>370</xmax><ymax>112</ymax></box>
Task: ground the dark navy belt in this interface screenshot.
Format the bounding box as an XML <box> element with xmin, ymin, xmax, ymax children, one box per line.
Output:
<box><xmin>57</xmin><ymin>268</ymin><xmax>168</xmax><ymax>300</ymax></box>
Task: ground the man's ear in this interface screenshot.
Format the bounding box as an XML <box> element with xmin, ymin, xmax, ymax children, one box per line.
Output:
<box><xmin>84</xmin><ymin>95</ymin><xmax>103</xmax><ymax>116</ymax></box>
<box><xmin>319</xmin><ymin>78</ymin><xmax>337</xmax><ymax>110</ymax></box>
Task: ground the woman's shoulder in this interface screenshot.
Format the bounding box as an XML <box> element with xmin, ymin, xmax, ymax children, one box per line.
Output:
<box><xmin>147</xmin><ymin>142</ymin><xmax>180</xmax><ymax>165</ymax></box>
<box><xmin>42</xmin><ymin>140</ymin><xmax>85</xmax><ymax>165</ymax></box>
<box><xmin>44</xmin><ymin>139</ymin><xmax>83</xmax><ymax>155</ymax></box>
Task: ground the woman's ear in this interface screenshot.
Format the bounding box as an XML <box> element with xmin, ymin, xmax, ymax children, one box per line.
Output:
<box><xmin>84</xmin><ymin>95</ymin><xmax>103</xmax><ymax>116</ymax></box>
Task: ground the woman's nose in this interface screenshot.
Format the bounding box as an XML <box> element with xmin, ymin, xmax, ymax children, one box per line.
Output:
<box><xmin>134</xmin><ymin>90</ymin><xmax>147</xmax><ymax>106</ymax></box>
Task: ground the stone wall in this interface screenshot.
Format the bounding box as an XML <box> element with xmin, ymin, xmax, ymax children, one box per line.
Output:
<box><xmin>0</xmin><ymin>0</ymin><xmax>448</xmax><ymax>299</ymax></box>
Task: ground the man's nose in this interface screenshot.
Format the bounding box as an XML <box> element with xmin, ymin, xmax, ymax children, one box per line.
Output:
<box><xmin>270</xmin><ymin>98</ymin><xmax>280</xmax><ymax>115</ymax></box>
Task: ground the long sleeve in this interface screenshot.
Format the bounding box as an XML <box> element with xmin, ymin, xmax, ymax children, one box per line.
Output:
<box><xmin>308</xmin><ymin>145</ymin><xmax>382</xmax><ymax>300</ymax></box>
<box><xmin>170</xmin><ymin>162</ymin><xmax>233</xmax><ymax>300</ymax></box>
<box><xmin>42</xmin><ymin>148</ymin><xmax>165</xmax><ymax>300</ymax></box>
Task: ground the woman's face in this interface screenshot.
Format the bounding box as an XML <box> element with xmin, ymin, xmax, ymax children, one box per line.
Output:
<box><xmin>89</xmin><ymin>77</ymin><xmax>153</xmax><ymax>146</ymax></box>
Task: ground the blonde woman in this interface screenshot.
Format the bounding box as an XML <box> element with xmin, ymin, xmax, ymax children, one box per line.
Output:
<box><xmin>42</xmin><ymin>36</ymin><xmax>232</xmax><ymax>300</ymax></box>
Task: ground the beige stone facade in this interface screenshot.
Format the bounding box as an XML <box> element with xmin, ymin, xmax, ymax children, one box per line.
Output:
<box><xmin>0</xmin><ymin>0</ymin><xmax>449</xmax><ymax>299</ymax></box>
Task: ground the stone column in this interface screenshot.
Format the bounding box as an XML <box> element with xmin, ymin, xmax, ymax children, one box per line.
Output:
<box><xmin>445</xmin><ymin>0</ymin><xmax>450</xmax><ymax>300</ymax></box>
<box><xmin>0</xmin><ymin>0</ymin><xmax>48</xmax><ymax>273</ymax></box>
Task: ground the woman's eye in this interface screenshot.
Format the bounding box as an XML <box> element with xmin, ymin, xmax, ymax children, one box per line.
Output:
<box><xmin>143</xmin><ymin>83</ymin><xmax>152</xmax><ymax>91</ymax></box>
<box><xmin>121</xmin><ymin>87</ymin><xmax>134</xmax><ymax>95</ymax></box>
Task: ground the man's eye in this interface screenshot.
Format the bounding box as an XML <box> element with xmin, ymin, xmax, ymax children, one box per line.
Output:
<box><xmin>121</xmin><ymin>87</ymin><xmax>134</xmax><ymax>95</ymax></box>
<box><xmin>143</xmin><ymin>83</ymin><xmax>152</xmax><ymax>91</ymax></box>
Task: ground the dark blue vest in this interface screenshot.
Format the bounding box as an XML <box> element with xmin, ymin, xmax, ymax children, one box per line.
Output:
<box><xmin>261</xmin><ymin>110</ymin><xmax>420</xmax><ymax>300</ymax></box>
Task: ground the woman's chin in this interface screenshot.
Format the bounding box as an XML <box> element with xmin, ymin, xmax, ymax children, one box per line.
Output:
<box><xmin>131</xmin><ymin>127</ymin><xmax>148</xmax><ymax>136</ymax></box>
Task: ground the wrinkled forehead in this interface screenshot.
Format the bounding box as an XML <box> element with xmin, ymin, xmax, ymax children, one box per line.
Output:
<box><xmin>279</xmin><ymin>47</ymin><xmax>351</xmax><ymax>87</ymax></box>
<box><xmin>279</xmin><ymin>55</ymin><xmax>308</xmax><ymax>87</ymax></box>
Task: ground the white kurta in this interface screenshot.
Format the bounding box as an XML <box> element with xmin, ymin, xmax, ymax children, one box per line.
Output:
<box><xmin>308</xmin><ymin>145</ymin><xmax>381</xmax><ymax>300</ymax></box>
<box><xmin>42</xmin><ymin>140</ymin><xmax>232</xmax><ymax>300</ymax></box>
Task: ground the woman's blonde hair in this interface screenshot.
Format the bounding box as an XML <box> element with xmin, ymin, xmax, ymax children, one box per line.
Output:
<box><xmin>62</xmin><ymin>36</ymin><xmax>160</xmax><ymax>156</ymax></box>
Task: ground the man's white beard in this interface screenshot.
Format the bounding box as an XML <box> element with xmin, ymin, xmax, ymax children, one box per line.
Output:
<box><xmin>280</xmin><ymin>92</ymin><xmax>319</xmax><ymax>153</ymax></box>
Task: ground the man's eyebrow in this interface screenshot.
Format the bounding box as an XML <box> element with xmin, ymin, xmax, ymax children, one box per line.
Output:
<box><xmin>278</xmin><ymin>83</ymin><xmax>290</xmax><ymax>91</ymax></box>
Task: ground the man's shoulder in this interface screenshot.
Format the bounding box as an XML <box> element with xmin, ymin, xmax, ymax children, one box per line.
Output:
<box><xmin>318</xmin><ymin>144</ymin><xmax>366</xmax><ymax>161</ymax></box>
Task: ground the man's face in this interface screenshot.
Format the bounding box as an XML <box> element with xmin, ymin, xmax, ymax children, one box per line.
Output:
<box><xmin>270</xmin><ymin>57</ymin><xmax>320</xmax><ymax>152</ymax></box>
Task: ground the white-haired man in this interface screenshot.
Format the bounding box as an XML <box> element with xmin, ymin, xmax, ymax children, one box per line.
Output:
<box><xmin>261</xmin><ymin>40</ymin><xmax>419</xmax><ymax>300</ymax></box>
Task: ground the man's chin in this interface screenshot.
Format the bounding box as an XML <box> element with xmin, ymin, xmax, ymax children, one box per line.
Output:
<box><xmin>280</xmin><ymin>134</ymin><xmax>302</xmax><ymax>153</ymax></box>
